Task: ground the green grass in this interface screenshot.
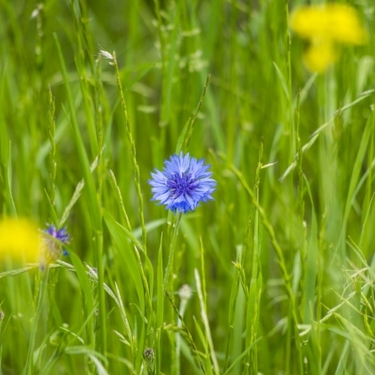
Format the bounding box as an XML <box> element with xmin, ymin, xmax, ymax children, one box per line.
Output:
<box><xmin>1</xmin><ymin>0</ymin><xmax>375</xmax><ymax>374</ymax></box>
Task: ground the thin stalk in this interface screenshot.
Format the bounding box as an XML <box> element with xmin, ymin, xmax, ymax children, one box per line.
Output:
<box><xmin>112</xmin><ymin>52</ymin><xmax>147</xmax><ymax>255</ymax></box>
<box><xmin>47</xmin><ymin>87</ymin><xmax>56</xmax><ymax>210</ymax></box>
<box><xmin>223</xmin><ymin>156</ymin><xmax>303</xmax><ymax>372</ymax></box>
<box><xmin>23</xmin><ymin>269</ymin><xmax>50</xmax><ymax>375</ymax></box>
<box><xmin>176</xmin><ymin>285</ymin><xmax>191</xmax><ymax>375</ymax></box>
<box><xmin>163</xmin><ymin>213</ymin><xmax>182</xmax><ymax>291</ymax></box>
<box><xmin>54</xmin><ymin>33</ymin><xmax>105</xmax><ymax>356</ymax></box>
<box><xmin>285</xmin><ymin>1</ymin><xmax>295</xmax><ymax>159</ymax></box>
<box><xmin>182</xmin><ymin>74</ymin><xmax>211</xmax><ymax>152</ymax></box>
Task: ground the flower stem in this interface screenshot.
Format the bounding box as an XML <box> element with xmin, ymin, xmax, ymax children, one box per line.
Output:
<box><xmin>163</xmin><ymin>213</ymin><xmax>182</xmax><ymax>291</ymax></box>
<box><xmin>23</xmin><ymin>268</ymin><xmax>50</xmax><ymax>375</ymax></box>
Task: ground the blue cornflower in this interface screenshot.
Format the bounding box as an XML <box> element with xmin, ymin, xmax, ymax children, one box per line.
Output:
<box><xmin>39</xmin><ymin>225</ymin><xmax>70</xmax><ymax>268</ymax></box>
<box><xmin>148</xmin><ymin>152</ymin><xmax>216</xmax><ymax>213</ymax></box>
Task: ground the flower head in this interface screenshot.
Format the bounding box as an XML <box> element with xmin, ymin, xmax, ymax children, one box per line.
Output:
<box><xmin>39</xmin><ymin>225</ymin><xmax>70</xmax><ymax>269</ymax></box>
<box><xmin>290</xmin><ymin>4</ymin><xmax>367</xmax><ymax>72</ymax></box>
<box><xmin>148</xmin><ymin>152</ymin><xmax>216</xmax><ymax>213</ymax></box>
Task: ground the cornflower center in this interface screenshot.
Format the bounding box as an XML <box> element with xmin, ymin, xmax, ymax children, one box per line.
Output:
<box><xmin>167</xmin><ymin>173</ymin><xmax>196</xmax><ymax>197</ymax></box>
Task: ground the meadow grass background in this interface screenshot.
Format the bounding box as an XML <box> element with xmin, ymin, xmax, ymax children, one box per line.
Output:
<box><xmin>1</xmin><ymin>0</ymin><xmax>375</xmax><ymax>374</ymax></box>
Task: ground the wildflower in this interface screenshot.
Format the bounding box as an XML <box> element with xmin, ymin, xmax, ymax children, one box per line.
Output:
<box><xmin>97</xmin><ymin>49</ymin><xmax>114</xmax><ymax>65</ymax></box>
<box><xmin>39</xmin><ymin>225</ymin><xmax>70</xmax><ymax>269</ymax></box>
<box><xmin>148</xmin><ymin>152</ymin><xmax>216</xmax><ymax>213</ymax></box>
<box><xmin>290</xmin><ymin>4</ymin><xmax>367</xmax><ymax>72</ymax></box>
<box><xmin>0</xmin><ymin>218</ymin><xmax>41</xmax><ymax>263</ymax></box>
<box><xmin>178</xmin><ymin>284</ymin><xmax>193</xmax><ymax>303</ymax></box>
<box><xmin>178</xmin><ymin>284</ymin><xmax>192</xmax><ymax>317</ymax></box>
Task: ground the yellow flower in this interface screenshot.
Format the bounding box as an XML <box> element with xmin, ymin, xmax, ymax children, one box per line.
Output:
<box><xmin>290</xmin><ymin>4</ymin><xmax>367</xmax><ymax>72</ymax></box>
<box><xmin>0</xmin><ymin>218</ymin><xmax>41</xmax><ymax>263</ymax></box>
<box><xmin>304</xmin><ymin>40</ymin><xmax>338</xmax><ymax>74</ymax></box>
